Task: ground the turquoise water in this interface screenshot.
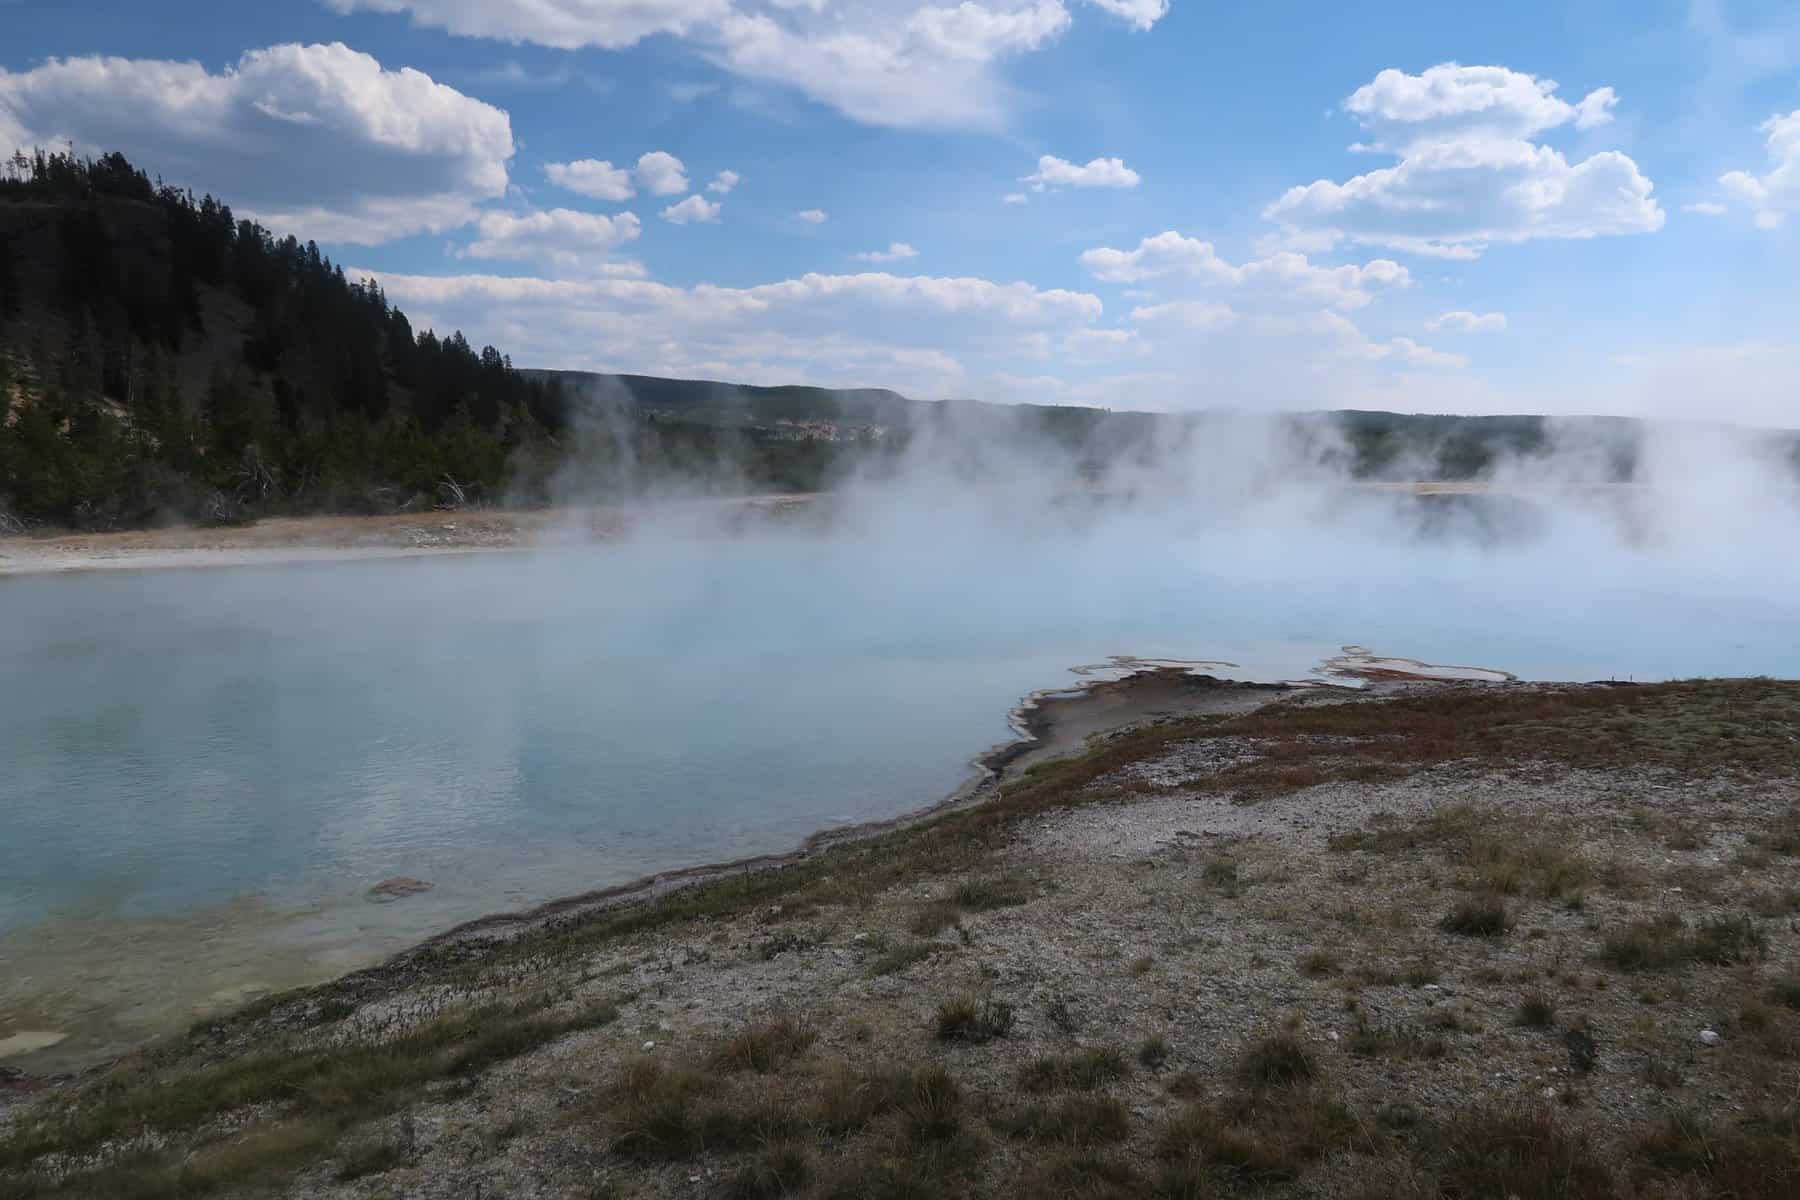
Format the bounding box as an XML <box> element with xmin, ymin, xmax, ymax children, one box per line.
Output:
<box><xmin>3</xmin><ymin>508</ymin><xmax>1798</xmax><ymax>1065</ymax></box>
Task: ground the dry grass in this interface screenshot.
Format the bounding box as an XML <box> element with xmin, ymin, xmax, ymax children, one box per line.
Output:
<box><xmin>1441</xmin><ymin>895</ymin><xmax>1512</xmax><ymax>938</ymax></box>
<box><xmin>936</xmin><ymin>996</ymin><xmax>1015</xmax><ymax>1044</ymax></box>
<box><xmin>1020</xmin><ymin>1046</ymin><xmax>1129</xmax><ymax>1093</ymax></box>
<box><xmin>1235</xmin><ymin>1032</ymin><xmax>1315</xmax><ymax>1088</ymax></box>
<box><xmin>1599</xmin><ymin>912</ymin><xmax>1767</xmax><ymax>972</ymax></box>
<box><xmin>709</xmin><ymin>1018</ymin><xmax>817</xmax><ymax>1074</ymax></box>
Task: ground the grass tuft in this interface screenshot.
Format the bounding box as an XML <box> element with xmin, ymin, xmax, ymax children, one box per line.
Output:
<box><xmin>1020</xmin><ymin>1046</ymin><xmax>1129</xmax><ymax>1093</ymax></box>
<box><xmin>709</xmin><ymin>1018</ymin><xmax>816</xmax><ymax>1074</ymax></box>
<box><xmin>1440</xmin><ymin>895</ymin><xmax>1511</xmax><ymax>938</ymax></box>
<box><xmin>1236</xmin><ymin>1033</ymin><xmax>1315</xmax><ymax>1088</ymax></box>
<box><xmin>936</xmin><ymin>996</ymin><xmax>1015</xmax><ymax>1044</ymax></box>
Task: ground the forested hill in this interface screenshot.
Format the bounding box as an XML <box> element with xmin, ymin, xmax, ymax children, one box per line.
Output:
<box><xmin>0</xmin><ymin>150</ymin><xmax>568</xmax><ymax>528</ymax></box>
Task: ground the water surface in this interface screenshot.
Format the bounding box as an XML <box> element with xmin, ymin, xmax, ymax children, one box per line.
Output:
<box><xmin>4</xmin><ymin>513</ymin><xmax>1797</xmax><ymax>1066</ymax></box>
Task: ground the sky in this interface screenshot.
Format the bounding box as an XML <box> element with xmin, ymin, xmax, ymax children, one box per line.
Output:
<box><xmin>2</xmin><ymin>1</ymin><xmax>1798</xmax><ymax>422</ymax></box>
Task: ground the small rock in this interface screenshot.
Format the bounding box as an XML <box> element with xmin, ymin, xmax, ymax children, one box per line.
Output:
<box><xmin>1699</xmin><ymin>1029</ymin><xmax>1721</xmax><ymax>1047</ymax></box>
<box><xmin>367</xmin><ymin>876</ymin><xmax>434</xmax><ymax>901</ymax></box>
<box><xmin>642</xmin><ymin>1040</ymin><xmax>657</xmax><ymax>1051</ymax></box>
<box><xmin>1326</xmin><ymin>1031</ymin><xmax>1339</xmax><ymax>1042</ymax></box>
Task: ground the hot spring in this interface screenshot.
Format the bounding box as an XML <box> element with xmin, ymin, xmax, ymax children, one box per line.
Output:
<box><xmin>3</xmin><ymin>482</ymin><xmax>1798</xmax><ymax>1068</ymax></box>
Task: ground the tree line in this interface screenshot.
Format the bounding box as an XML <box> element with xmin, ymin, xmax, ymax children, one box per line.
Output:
<box><xmin>0</xmin><ymin>149</ymin><xmax>570</xmax><ymax>528</ymax></box>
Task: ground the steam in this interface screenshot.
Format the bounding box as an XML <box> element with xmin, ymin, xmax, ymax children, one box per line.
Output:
<box><xmin>508</xmin><ymin>378</ymin><xmax>1800</xmax><ymax>685</ymax></box>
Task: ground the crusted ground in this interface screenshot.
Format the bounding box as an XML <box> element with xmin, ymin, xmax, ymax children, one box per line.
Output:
<box><xmin>3</xmin><ymin>679</ymin><xmax>1798</xmax><ymax>1199</ymax></box>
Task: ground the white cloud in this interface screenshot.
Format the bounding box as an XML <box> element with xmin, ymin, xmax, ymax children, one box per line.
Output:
<box><xmin>460</xmin><ymin>208</ymin><xmax>641</xmax><ymax>271</ymax></box>
<box><xmin>329</xmin><ymin>2</ymin><xmax>1150</xmax><ymax>131</ymax></box>
<box><xmin>635</xmin><ymin>150</ymin><xmax>689</xmax><ymax>196</ymax></box>
<box><xmin>1426</xmin><ymin>310</ymin><xmax>1507</xmax><ymax>333</ymax></box>
<box><xmin>0</xmin><ymin>42</ymin><xmax>511</xmax><ymax>243</ymax></box>
<box><xmin>322</xmin><ymin>0</ymin><xmax>731</xmax><ymax>50</ymax></box>
<box><xmin>706</xmin><ymin>168</ymin><xmax>740</xmax><ymax>194</ymax></box>
<box><xmin>1304</xmin><ymin>311</ymin><xmax>1467</xmax><ymax>369</ymax></box>
<box><xmin>1021</xmin><ymin>153</ymin><xmax>1140</xmax><ymax>191</ymax></box>
<box><xmin>855</xmin><ymin>241</ymin><xmax>919</xmax><ymax>263</ymax></box>
<box><xmin>712</xmin><ymin>2</ymin><xmax>1071</xmax><ymax>130</ymax></box>
<box><xmin>348</xmin><ymin>263</ymin><xmax>1104</xmax><ymax>398</ymax></box>
<box><xmin>661</xmin><ymin>194</ymin><xmax>721</xmax><ymax>223</ymax></box>
<box><xmin>1002</xmin><ymin>192</ymin><xmax>1028</xmax><ymax>204</ymax></box>
<box><xmin>796</xmin><ymin>208</ymin><xmax>828</xmax><ymax>223</ymax></box>
<box><xmin>1683</xmin><ymin>200</ymin><xmax>1728</xmax><ymax>216</ymax></box>
<box><xmin>1343</xmin><ymin>63</ymin><xmax>1616</xmax><ymax>144</ymax></box>
<box><xmin>1079</xmin><ymin>231</ymin><xmax>1410</xmax><ymax>310</ymax></box>
<box><xmin>1128</xmin><ymin>300</ymin><xmax>1237</xmax><ymax>330</ymax></box>
<box><xmin>1083</xmin><ymin>0</ymin><xmax>1168</xmax><ymax>32</ymax></box>
<box><xmin>545</xmin><ymin>158</ymin><xmax>634</xmax><ymax>201</ymax></box>
<box><xmin>1719</xmin><ymin>109</ymin><xmax>1800</xmax><ymax>229</ymax></box>
<box><xmin>1266</xmin><ymin>64</ymin><xmax>1663</xmax><ymax>257</ymax></box>
<box><xmin>669</xmin><ymin>80</ymin><xmax>721</xmax><ymax>102</ymax></box>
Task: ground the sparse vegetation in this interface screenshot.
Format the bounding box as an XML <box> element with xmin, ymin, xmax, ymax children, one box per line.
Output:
<box><xmin>1020</xmin><ymin>1046</ymin><xmax>1129</xmax><ymax>1092</ymax></box>
<box><xmin>1441</xmin><ymin>895</ymin><xmax>1512</xmax><ymax>938</ymax></box>
<box><xmin>1599</xmin><ymin>912</ymin><xmax>1767</xmax><ymax>971</ymax></box>
<box><xmin>867</xmin><ymin>939</ymin><xmax>938</xmax><ymax>977</ymax></box>
<box><xmin>709</xmin><ymin>1018</ymin><xmax>816</xmax><ymax>1074</ymax></box>
<box><xmin>936</xmin><ymin>996</ymin><xmax>1015</xmax><ymax>1044</ymax></box>
<box><xmin>1516</xmin><ymin>992</ymin><xmax>1557</xmax><ymax>1028</ymax></box>
<box><xmin>1236</xmin><ymin>1032</ymin><xmax>1315</xmax><ymax>1087</ymax></box>
<box><xmin>998</xmin><ymin>1094</ymin><xmax>1132</xmax><ymax>1147</ymax></box>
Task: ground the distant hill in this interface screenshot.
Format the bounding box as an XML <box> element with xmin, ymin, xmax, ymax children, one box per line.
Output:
<box><xmin>530</xmin><ymin>370</ymin><xmax>1649</xmax><ymax>484</ymax></box>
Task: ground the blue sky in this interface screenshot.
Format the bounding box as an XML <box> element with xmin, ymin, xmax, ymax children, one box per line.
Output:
<box><xmin>2</xmin><ymin>1</ymin><xmax>1797</xmax><ymax>421</ymax></box>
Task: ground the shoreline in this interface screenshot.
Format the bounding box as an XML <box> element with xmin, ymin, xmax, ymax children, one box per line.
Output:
<box><xmin>1</xmin><ymin>665</ymin><xmax>1309</xmax><ymax>1083</ymax></box>
<box><xmin>6</xmin><ymin>676</ymin><xmax>1795</xmax><ymax>1197</ymax></box>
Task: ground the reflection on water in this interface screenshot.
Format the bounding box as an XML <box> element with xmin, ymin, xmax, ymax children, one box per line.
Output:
<box><xmin>4</xmin><ymin>516</ymin><xmax>1798</xmax><ymax>1068</ymax></box>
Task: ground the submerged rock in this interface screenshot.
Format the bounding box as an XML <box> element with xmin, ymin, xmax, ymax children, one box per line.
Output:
<box><xmin>0</xmin><ymin>1031</ymin><xmax>67</xmax><ymax>1058</ymax></box>
<box><xmin>367</xmin><ymin>876</ymin><xmax>434</xmax><ymax>901</ymax></box>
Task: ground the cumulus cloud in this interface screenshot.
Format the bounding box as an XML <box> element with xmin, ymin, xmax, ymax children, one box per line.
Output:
<box><xmin>545</xmin><ymin>158</ymin><xmax>634</xmax><ymax>201</ymax></box>
<box><xmin>635</xmin><ymin>150</ymin><xmax>689</xmax><ymax>196</ymax></box>
<box><xmin>1083</xmin><ymin>0</ymin><xmax>1168</xmax><ymax>31</ymax></box>
<box><xmin>1021</xmin><ymin>153</ymin><xmax>1140</xmax><ymax>191</ymax></box>
<box><xmin>542</xmin><ymin>151</ymin><xmax>695</xmax><ymax>201</ymax></box>
<box><xmin>1427</xmin><ymin>310</ymin><xmax>1507</xmax><ymax>333</ymax></box>
<box><xmin>348</xmin><ymin>263</ymin><xmax>1104</xmax><ymax>397</ymax></box>
<box><xmin>1128</xmin><ymin>300</ymin><xmax>1237</xmax><ymax>330</ymax></box>
<box><xmin>326</xmin><ymin>1</ymin><xmax>1150</xmax><ymax>130</ymax></box>
<box><xmin>460</xmin><ymin>208</ymin><xmax>642</xmax><ymax>271</ymax></box>
<box><xmin>1719</xmin><ymin>110</ymin><xmax>1799</xmax><ymax>229</ymax></box>
<box><xmin>1265</xmin><ymin>63</ymin><xmax>1663</xmax><ymax>257</ymax></box>
<box><xmin>1080</xmin><ymin>231</ymin><xmax>1410</xmax><ymax>310</ymax></box>
<box><xmin>1683</xmin><ymin>201</ymin><xmax>1727</xmax><ymax>216</ymax></box>
<box><xmin>706</xmin><ymin>168</ymin><xmax>740</xmax><ymax>194</ymax></box>
<box><xmin>0</xmin><ymin>42</ymin><xmax>511</xmax><ymax>243</ymax></box>
<box><xmin>661</xmin><ymin>194</ymin><xmax>722</xmax><ymax>223</ymax></box>
<box><xmin>1343</xmin><ymin>64</ymin><xmax>1616</xmax><ymax>145</ymax></box>
<box><xmin>796</xmin><ymin>208</ymin><xmax>828</xmax><ymax>223</ymax></box>
<box><xmin>855</xmin><ymin>241</ymin><xmax>919</xmax><ymax>263</ymax></box>
<box><xmin>322</xmin><ymin>0</ymin><xmax>731</xmax><ymax>50</ymax></box>
<box><xmin>1003</xmin><ymin>192</ymin><xmax>1028</xmax><ymax>204</ymax></box>
<box><xmin>1305</xmin><ymin>311</ymin><xmax>1467</xmax><ymax>369</ymax></box>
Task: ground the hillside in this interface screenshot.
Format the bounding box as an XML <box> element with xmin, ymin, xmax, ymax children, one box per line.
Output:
<box><xmin>0</xmin><ymin>150</ymin><xmax>567</xmax><ymax>529</ymax></box>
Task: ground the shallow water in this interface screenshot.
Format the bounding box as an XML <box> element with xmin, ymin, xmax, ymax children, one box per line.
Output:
<box><xmin>3</xmin><ymin>508</ymin><xmax>1798</xmax><ymax>1067</ymax></box>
